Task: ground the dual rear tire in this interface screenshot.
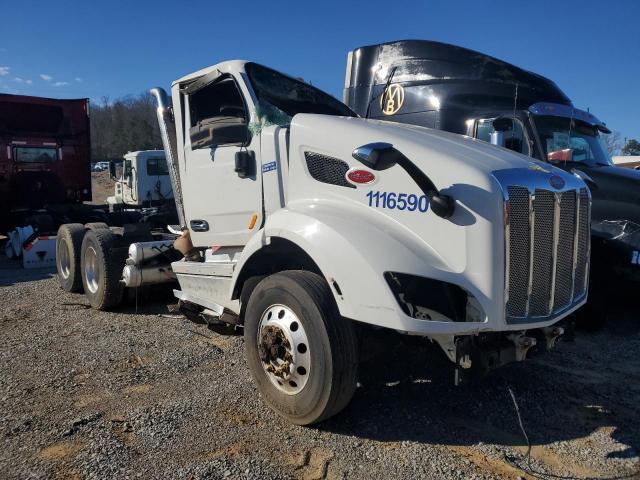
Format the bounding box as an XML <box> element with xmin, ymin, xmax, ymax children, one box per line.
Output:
<box><xmin>56</xmin><ymin>224</ymin><xmax>85</xmax><ymax>292</ymax></box>
<box><xmin>80</xmin><ymin>229</ymin><xmax>124</xmax><ymax>310</ymax></box>
<box><xmin>56</xmin><ymin>223</ymin><xmax>124</xmax><ymax>310</ymax></box>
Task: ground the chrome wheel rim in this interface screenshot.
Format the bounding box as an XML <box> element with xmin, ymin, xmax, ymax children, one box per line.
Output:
<box><xmin>84</xmin><ymin>246</ymin><xmax>100</xmax><ymax>294</ymax></box>
<box><xmin>257</xmin><ymin>304</ymin><xmax>310</xmax><ymax>395</ymax></box>
<box><xmin>58</xmin><ymin>240</ymin><xmax>71</xmax><ymax>279</ymax></box>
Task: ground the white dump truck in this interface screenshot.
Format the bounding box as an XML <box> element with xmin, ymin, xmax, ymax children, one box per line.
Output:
<box><xmin>56</xmin><ymin>60</ymin><xmax>591</xmax><ymax>425</ymax></box>
<box><xmin>107</xmin><ymin>150</ymin><xmax>173</xmax><ymax>209</ymax></box>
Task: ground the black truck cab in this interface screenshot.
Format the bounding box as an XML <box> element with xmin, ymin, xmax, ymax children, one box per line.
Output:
<box><xmin>345</xmin><ymin>40</ymin><xmax>640</xmax><ymax>314</ymax></box>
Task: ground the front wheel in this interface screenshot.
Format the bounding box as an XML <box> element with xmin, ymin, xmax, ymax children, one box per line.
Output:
<box><xmin>244</xmin><ymin>271</ymin><xmax>358</xmax><ymax>425</ymax></box>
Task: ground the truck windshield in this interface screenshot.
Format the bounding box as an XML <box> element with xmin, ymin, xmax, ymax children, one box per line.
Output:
<box><xmin>13</xmin><ymin>146</ymin><xmax>57</xmax><ymax>162</ymax></box>
<box><xmin>246</xmin><ymin>63</ymin><xmax>357</xmax><ymax>127</ymax></box>
<box><xmin>533</xmin><ymin>115</ymin><xmax>613</xmax><ymax>167</ymax></box>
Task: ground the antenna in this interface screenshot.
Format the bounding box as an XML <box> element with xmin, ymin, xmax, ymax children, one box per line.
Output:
<box><xmin>365</xmin><ymin>66</ymin><xmax>398</xmax><ymax>119</ymax></box>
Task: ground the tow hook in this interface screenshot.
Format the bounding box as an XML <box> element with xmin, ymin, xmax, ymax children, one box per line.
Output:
<box><xmin>542</xmin><ymin>326</ymin><xmax>564</xmax><ymax>350</ymax></box>
<box><xmin>507</xmin><ymin>333</ymin><xmax>537</xmax><ymax>361</ymax></box>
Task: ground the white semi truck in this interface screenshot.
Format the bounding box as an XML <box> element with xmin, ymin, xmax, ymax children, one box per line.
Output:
<box><xmin>56</xmin><ymin>60</ymin><xmax>591</xmax><ymax>425</ymax></box>
<box><xmin>107</xmin><ymin>150</ymin><xmax>173</xmax><ymax>209</ymax></box>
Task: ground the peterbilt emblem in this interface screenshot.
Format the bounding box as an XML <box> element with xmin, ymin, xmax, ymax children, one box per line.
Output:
<box><xmin>346</xmin><ymin>169</ymin><xmax>376</xmax><ymax>185</ymax></box>
<box><xmin>549</xmin><ymin>175</ymin><xmax>566</xmax><ymax>190</ymax></box>
<box><xmin>380</xmin><ymin>83</ymin><xmax>404</xmax><ymax>115</ymax></box>
<box><xmin>528</xmin><ymin>163</ymin><xmax>551</xmax><ymax>173</ymax></box>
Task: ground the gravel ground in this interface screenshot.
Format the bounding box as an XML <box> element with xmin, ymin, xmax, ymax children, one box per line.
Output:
<box><xmin>1</xmin><ymin>258</ymin><xmax>639</xmax><ymax>480</ymax></box>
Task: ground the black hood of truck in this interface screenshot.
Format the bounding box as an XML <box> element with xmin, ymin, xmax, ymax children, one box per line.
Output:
<box><xmin>576</xmin><ymin>165</ymin><xmax>640</xmax><ymax>224</ymax></box>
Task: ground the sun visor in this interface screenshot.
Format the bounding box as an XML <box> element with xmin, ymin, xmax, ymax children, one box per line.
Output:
<box><xmin>180</xmin><ymin>69</ymin><xmax>223</xmax><ymax>96</ymax></box>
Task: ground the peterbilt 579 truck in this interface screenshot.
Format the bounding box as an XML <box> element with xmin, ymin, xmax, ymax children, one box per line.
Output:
<box><xmin>56</xmin><ymin>60</ymin><xmax>590</xmax><ymax>425</ymax></box>
<box><xmin>344</xmin><ymin>40</ymin><xmax>640</xmax><ymax>325</ymax></box>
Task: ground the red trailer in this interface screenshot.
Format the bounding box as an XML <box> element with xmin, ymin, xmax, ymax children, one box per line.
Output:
<box><xmin>0</xmin><ymin>93</ymin><xmax>91</xmax><ymax>231</ymax></box>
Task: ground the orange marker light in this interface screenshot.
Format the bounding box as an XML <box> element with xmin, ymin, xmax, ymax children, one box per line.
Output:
<box><xmin>248</xmin><ymin>214</ymin><xmax>257</xmax><ymax>230</ymax></box>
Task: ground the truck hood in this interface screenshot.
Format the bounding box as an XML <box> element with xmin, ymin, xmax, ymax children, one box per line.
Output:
<box><xmin>291</xmin><ymin>114</ymin><xmax>563</xmax><ymax>179</ymax></box>
<box><xmin>579</xmin><ymin>164</ymin><xmax>640</xmax><ymax>224</ymax></box>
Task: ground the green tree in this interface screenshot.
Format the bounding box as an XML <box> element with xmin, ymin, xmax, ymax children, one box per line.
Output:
<box><xmin>621</xmin><ymin>138</ymin><xmax>640</xmax><ymax>156</ymax></box>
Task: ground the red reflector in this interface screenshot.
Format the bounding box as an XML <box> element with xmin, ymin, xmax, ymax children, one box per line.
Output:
<box><xmin>346</xmin><ymin>169</ymin><xmax>375</xmax><ymax>185</ymax></box>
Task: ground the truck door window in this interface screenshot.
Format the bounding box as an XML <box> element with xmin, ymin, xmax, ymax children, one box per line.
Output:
<box><xmin>475</xmin><ymin>118</ymin><xmax>530</xmax><ymax>156</ymax></box>
<box><xmin>13</xmin><ymin>146</ymin><xmax>57</xmax><ymax>162</ymax></box>
<box><xmin>146</xmin><ymin>157</ymin><xmax>168</xmax><ymax>175</ymax></box>
<box><xmin>188</xmin><ymin>76</ymin><xmax>248</xmax><ymax>149</ymax></box>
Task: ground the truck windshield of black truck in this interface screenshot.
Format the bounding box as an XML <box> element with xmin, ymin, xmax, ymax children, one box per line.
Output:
<box><xmin>246</xmin><ymin>63</ymin><xmax>356</xmax><ymax>129</ymax></box>
<box><xmin>534</xmin><ymin>115</ymin><xmax>613</xmax><ymax>167</ymax></box>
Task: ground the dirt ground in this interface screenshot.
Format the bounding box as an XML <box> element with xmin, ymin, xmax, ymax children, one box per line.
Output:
<box><xmin>88</xmin><ymin>171</ymin><xmax>115</xmax><ymax>205</ymax></box>
<box><xmin>0</xmin><ymin>258</ymin><xmax>638</xmax><ymax>480</ymax></box>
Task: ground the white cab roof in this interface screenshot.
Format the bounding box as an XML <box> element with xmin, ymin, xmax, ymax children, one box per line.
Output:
<box><xmin>172</xmin><ymin>60</ymin><xmax>250</xmax><ymax>86</ymax></box>
<box><xmin>124</xmin><ymin>150</ymin><xmax>165</xmax><ymax>160</ymax></box>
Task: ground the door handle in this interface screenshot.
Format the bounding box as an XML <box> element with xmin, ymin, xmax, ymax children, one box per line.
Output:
<box><xmin>190</xmin><ymin>220</ymin><xmax>209</xmax><ymax>232</ymax></box>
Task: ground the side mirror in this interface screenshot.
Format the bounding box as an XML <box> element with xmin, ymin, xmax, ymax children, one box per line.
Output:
<box><xmin>190</xmin><ymin>117</ymin><xmax>249</xmax><ymax>149</ymax></box>
<box><xmin>235</xmin><ymin>150</ymin><xmax>255</xmax><ymax>179</ymax></box>
<box><xmin>108</xmin><ymin>161</ymin><xmax>116</xmax><ymax>180</ymax></box>
<box><xmin>352</xmin><ymin>142</ymin><xmax>455</xmax><ymax>219</ymax></box>
<box><xmin>352</xmin><ymin>142</ymin><xmax>401</xmax><ymax>170</ymax></box>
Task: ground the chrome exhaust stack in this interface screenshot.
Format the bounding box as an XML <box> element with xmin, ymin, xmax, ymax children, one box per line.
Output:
<box><xmin>150</xmin><ymin>87</ymin><xmax>186</xmax><ymax>230</ymax></box>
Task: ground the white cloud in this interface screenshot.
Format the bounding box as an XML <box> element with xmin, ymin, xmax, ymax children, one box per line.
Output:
<box><xmin>25</xmin><ymin>79</ymin><xmax>33</xmax><ymax>85</ymax></box>
<box><xmin>14</xmin><ymin>77</ymin><xmax>23</xmax><ymax>83</ymax></box>
<box><xmin>75</xmin><ymin>77</ymin><xmax>83</xmax><ymax>83</ymax></box>
<box><xmin>40</xmin><ymin>74</ymin><xmax>52</xmax><ymax>81</ymax></box>
<box><xmin>0</xmin><ymin>66</ymin><xmax>9</xmax><ymax>76</ymax></box>
<box><xmin>53</xmin><ymin>81</ymin><xmax>69</xmax><ymax>87</ymax></box>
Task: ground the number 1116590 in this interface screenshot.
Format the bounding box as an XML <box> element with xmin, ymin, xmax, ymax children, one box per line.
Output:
<box><xmin>366</xmin><ymin>191</ymin><xmax>430</xmax><ymax>212</ymax></box>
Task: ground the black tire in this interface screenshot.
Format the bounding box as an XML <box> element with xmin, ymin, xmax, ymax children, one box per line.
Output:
<box><xmin>244</xmin><ymin>270</ymin><xmax>358</xmax><ymax>425</ymax></box>
<box><xmin>56</xmin><ymin>223</ymin><xmax>86</xmax><ymax>292</ymax></box>
<box><xmin>84</xmin><ymin>222</ymin><xmax>109</xmax><ymax>230</ymax></box>
<box><xmin>80</xmin><ymin>229</ymin><xmax>125</xmax><ymax>310</ymax></box>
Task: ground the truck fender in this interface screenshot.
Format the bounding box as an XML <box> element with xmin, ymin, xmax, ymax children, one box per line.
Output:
<box><xmin>230</xmin><ymin>205</ymin><xmax>458</xmax><ymax>327</ymax></box>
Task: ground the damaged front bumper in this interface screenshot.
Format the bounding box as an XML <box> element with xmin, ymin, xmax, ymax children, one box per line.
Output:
<box><xmin>430</xmin><ymin>318</ymin><xmax>572</xmax><ymax>385</ymax></box>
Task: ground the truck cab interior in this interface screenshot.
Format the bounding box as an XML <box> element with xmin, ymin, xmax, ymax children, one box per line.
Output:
<box><xmin>188</xmin><ymin>76</ymin><xmax>249</xmax><ymax>150</ymax></box>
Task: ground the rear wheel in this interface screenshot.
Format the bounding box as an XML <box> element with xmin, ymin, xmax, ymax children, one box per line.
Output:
<box><xmin>80</xmin><ymin>229</ymin><xmax>125</xmax><ymax>310</ymax></box>
<box><xmin>56</xmin><ymin>223</ymin><xmax>86</xmax><ymax>292</ymax></box>
<box><xmin>84</xmin><ymin>222</ymin><xmax>109</xmax><ymax>230</ymax></box>
<box><xmin>244</xmin><ymin>271</ymin><xmax>358</xmax><ymax>425</ymax></box>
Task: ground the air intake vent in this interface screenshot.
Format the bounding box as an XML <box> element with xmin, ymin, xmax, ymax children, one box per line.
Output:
<box><xmin>304</xmin><ymin>152</ymin><xmax>355</xmax><ymax>189</ymax></box>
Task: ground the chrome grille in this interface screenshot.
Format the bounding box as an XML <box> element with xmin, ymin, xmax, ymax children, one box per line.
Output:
<box><xmin>505</xmin><ymin>185</ymin><xmax>590</xmax><ymax>322</ymax></box>
<box><xmin>529</xmin><ymin>191</ymin><xmax>554</xmax><ymax>316</ymax></box>
<box><xmin>554</xmin><ymin>191</ymin><xmax>577</xmax><ymax>310</ymax></box>
<box><xmin>574</xmin><ymin>189</ymin><xmax>590</xmax><ymax>295</ymax></box>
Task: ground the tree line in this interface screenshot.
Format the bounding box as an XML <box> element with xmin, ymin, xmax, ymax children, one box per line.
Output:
<box><xmin>90</xmin><ymin>93</ymin><xmax>162</xmax><ymax>162</ymax></box>
<box><xmin>90</xmin><ymin>92</ymin><xmax>640</xmax><ymax>161</ymax></box>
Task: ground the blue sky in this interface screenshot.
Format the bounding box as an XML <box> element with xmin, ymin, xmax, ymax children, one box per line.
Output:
<box><xmin>2</xmin><ymin>0</ymin><xmax>639</xmax><ymax>141</ymax></box>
